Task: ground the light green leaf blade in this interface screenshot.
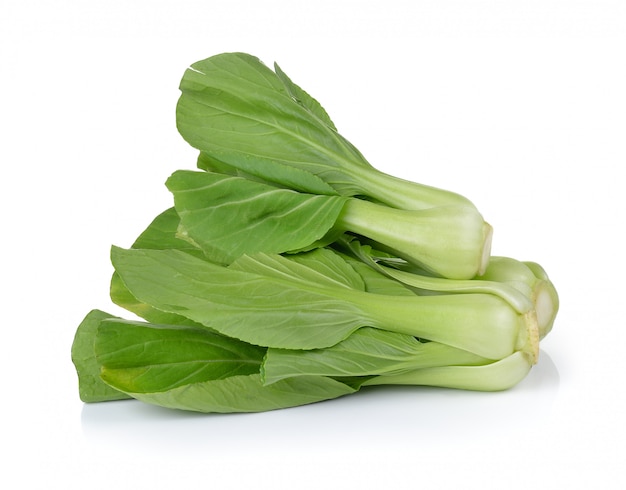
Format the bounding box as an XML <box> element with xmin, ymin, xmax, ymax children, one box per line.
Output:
<box><xmin>110</xmin><ymin>246</ymin><xmax>369</xmax><ymax>349</ymax></box>
<box><xmin>229</xmin><ymin>248</ymin><xmax>365</xmax><ymax>292</ymax></box>
<box><xmin>95</xmin><ymin>318</ymin><xmax>356</xmax><ymax>413</ymax></box>
<box><xmin>96</xmin><ymin>319</ymin><xmax>266</xmax><ymax>393</ymax></box>
<box><xmin>71</xmin><ymin>310</ymin><xmax>131</xmax><ymax>402</ymax></box>
<box><xmin>262</xmin><ymin>327</ymin><xmax>490</xmax><ymax>384</ymax></box>
<box><xmin>110</xmin><ymin>207</ymin><xmax>206</xmax><ymax>326</ymax></box>
<box><xmin>197</xmin><ymin>151</ymin><xmax>259</xmax><ymax>179</ymax></box>
<box><xmin>176</xmin><ymin>52</ymin><xmax>371</xmax><ymax>195</ymax></box>
<box><xmin>166</xmin><ymin>170</ymin><xmax>347</xmax><ymax>264</ymax></box>
<box><xmin>336</xmin><ymin>249</ymin><xmax>416</xmax><ymax>296</ymax></box>
<box><xmin>110</xmin><ymin>272</ymin><xmax>205</xmax><ymax>327</ymax></box>
<box><xmin>273</xmin><ymin>62</ymin><xmax>337</xmax><ymax>131</ymax></box>
<box><xmin>195</xmin><ymin>152</ymin><xmax>348</xmax><ymax>207</ymax></box>
<box><xmin>124</xmin><ymin>374</ymin><xmax>356</xmax><ymax>413</ymax></box>
<box><xmin>130</xmin><ymin>207</ymin><xmax>199</xmax><ymax>253</ymax></box>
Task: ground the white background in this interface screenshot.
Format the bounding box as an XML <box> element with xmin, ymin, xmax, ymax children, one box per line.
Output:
<box><xmin>2</xmin><ymin>1</ymin><xmax>625</xmax><ymax>488</ymax></box>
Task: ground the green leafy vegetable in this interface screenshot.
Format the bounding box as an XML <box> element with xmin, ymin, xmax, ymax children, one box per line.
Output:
<box><xmin>111</xmin><ymin>245</ymin><xmax>536</xmax><ymax>361</ymax></box>
<box><xmin>167</xmin><ymin>168</ymin><xmax>490</xmax><ymax>278</ymax></box>
<box><xmin>70</xmin><ymin>51</ymin><xmax>560</xmax><ymax>414</ymax></box>
<box><xmin>177</xmin><ymin>53</ymin><xmax>473</xmax><ymax>209</ymax></box>
<box><xmin>176</xmin><ymin>52</ymin><xmax>492</xmax><ymax>279</ymax></box>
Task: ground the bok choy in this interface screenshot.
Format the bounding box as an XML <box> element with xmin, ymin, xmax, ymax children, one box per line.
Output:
<box><xmin>71</xmin><ymin>52</ymin><xmax>559</xmax><ymax>414</ymax></box>
<box><xmin>176</xmin><ymin>53</ymin><xmax>493</xmax><ymax>279</ymax></box>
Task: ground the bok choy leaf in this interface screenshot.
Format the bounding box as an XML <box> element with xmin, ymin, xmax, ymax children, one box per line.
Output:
<box><xmin>166</xmin><ymin>169</ymin><xmax>347</xmax><ymax>264</ymax></box>
<box><xmin>94</xmin><ymin>318</ymin><xmax>357</xmax><ymax>413</ymax></box>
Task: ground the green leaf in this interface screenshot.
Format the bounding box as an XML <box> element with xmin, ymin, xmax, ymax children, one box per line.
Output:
<box><xmin>110</xmin><ymin>272</ymin><xmax>204</xmax><ymax>327</ymax></box>
<box><xmin>130</xmin><ymin>207</ymin><xmax>201</xmax><ymax>254</ymax></box>
<box><xmin>335</xmin><ymin>248</ymin><xmax>416</xmax><ymax>296</ymax></box>
<box><xmin>95</xmin><ymin>319</ymin><xmax>356</xmax><ymax>413</ymax></box>
<box><xmin>70</xmin><ymin>310</ymin><xmax>131</xmax><ymax>402</ymax></box>
<box><xmin>96</xmin><ymin>319</ymin><xmax>266</xmax><ymax>393</ymax></box>
<box><xmin>123</xmin><ymin>374</ymin><xmax>357</xmax><ymax>413</ymax></box>
<box><xmin>110</xmin><ymin>246</ymin><xmax>368</xmax><ymax>349</ymax></box>
<box><xmin>176</xmin><ymin>52</ymin><xmax>371</xmax><ymax>196</ymax></box>
<box><xmin>110</xmin><ymin>207</ymin><xmax>207</xmax><ymax>325</ymax></box>
<box><xmin>273</xmin><ymin>62</ymin><xmax>337</xmax><ymax>131</ymax></box>
<box><xmin>166</xmin><ymin>170</ymin><xmax>347</xmax><ymax>264</ymax></box>
<box><xmin>197</xmin><ymin>152</ymin><xmax>256</xmax><ymax>178</ymax></box>
<box><xmin>262</xmin><ymin>327</ymin><xmax>490</xmax><ymax>384</ymax></box>
<box><xmin>229</xmin><ymin>248</ymin><xmax>365</xmax><ymax>291</ymax></box>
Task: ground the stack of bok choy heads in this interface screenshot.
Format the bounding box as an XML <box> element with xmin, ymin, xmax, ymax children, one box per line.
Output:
<box><xmin>71</xmin><ymin>52</ymin><xmax>559</xmax><ymax>413</ymax></box>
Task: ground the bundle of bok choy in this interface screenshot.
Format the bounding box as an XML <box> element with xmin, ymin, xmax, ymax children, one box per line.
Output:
<box><xmin>71</xmin><ymin>52</ymin><xmax>559</xmax><ymax>413</ymax></box>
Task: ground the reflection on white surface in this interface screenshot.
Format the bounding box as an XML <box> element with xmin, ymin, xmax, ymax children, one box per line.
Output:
<box><xmin>80</xmin><ymin>350</ymin><xmax>559</xmax><ymax>455</ymax></box>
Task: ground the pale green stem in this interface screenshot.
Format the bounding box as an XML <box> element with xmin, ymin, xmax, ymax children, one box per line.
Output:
<box><xmin>363</xmin><ymin>351</ymin><xmax>533</xmax><ymax>391</ymax></box>
<box><xmin>333</xmin><ymin>288</ymin><xmax>538</xmax><ymax>362</ymax></box>
<box><xmin>336</xmin><ymin>197</ymin><xmax>492</xmax><ymax>279</ymax></box>
<box><xmin>353</xmin><ymin>166</ymin><xmax>477</xmax><ymax>210</ymax></box>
